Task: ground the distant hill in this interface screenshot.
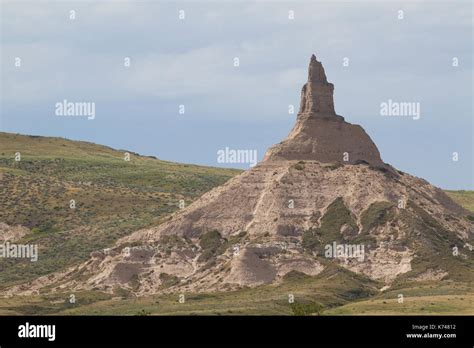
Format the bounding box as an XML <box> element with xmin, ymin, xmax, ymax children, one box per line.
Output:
<box><xmin>0</xmin><ymin>132</ymin><xmax>240</xmax><ymax>288</ymax></box>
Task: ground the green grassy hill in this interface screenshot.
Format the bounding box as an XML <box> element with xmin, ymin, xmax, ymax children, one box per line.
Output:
<box><xmin>0</xmin><ymin>132</ymin><xmax>240</xmax><ymax>288</ymax></box>
<box><xmin>445</xmin><ymin>190</ymin><xmax>474</xmax><ymax>213</ymax></box>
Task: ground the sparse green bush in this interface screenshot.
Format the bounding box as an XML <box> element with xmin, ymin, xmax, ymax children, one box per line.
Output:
<box><xmin>159</xmin><ymin>273</ymin><xmax>180</xmax><ymax>288</ymax></box>
<box><xmin>323</xmin><ymin>162</ymin><xmax>343</xmax><ymax>170</ymax></box>
<box><xmin>136</xmin><ymin>309</ymin><xmax>151</xmax><ymax>316</ymax></box>
<box><xmin>290</xmin><ymin>301</ymin><xmax>324</xmax><ymax>316</ymax></box>
<box><xmin>293</xmin><ymin>161</ymin><xmax>305</xmax><ymax>171</ymax></box>
<box><xmin>198</xmin><ymin>230</ymin><xmax>225</xmax><ymax>262</ymax></box>
<box><xmin>199</xmin><ymin>230</ymin><xmax>222</xmax><ymax>250</ymax></box>
<box><xmin>360</xmin><ymin>201</ymin><xmax>395</xmax><ymax>234</ymax></box>
<box><xmin>302</xmin><ymin>229</ymin><xmax>320</xmax><ymax>250</ymax></box>
<box><xmin>318</xmin><ymin>197</ymin><xmax>358</xmax><ymax>244</ymax></box>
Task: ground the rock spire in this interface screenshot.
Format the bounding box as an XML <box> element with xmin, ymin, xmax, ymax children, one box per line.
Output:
<box><xmin>263</xmin><ymin>54</ymin><xmax>386</xmax><ymax>166</ymax></box>
<box><xmin>299</xmin><ymin>54</ymin><xmax>336</xmax><ymax>115</ymax></box>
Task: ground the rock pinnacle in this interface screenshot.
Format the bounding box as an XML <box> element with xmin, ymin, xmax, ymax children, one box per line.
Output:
<box><xmin>299</xmin><ymin>54</ymin><xmax>336</xmax><ymax>115</ymax></box>
<box><xmin>263</xmin><ymin>54</ymin><xmax>386</xmax><ymax>166</ymax></box>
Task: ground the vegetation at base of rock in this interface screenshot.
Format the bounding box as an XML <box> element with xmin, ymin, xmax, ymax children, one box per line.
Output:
<box><xmin>0</xmin><ymin>263</ymin><xmax>470</xmax><ymax>316</ymax></box>
<box><xmin>135</xmin><ymin>309</ymin><xmax>151</xmax><ymax>316</ymax></box>
<box><xmin>290</xmin><ymin>301</ymin><xmax>324</xmax><ymax>316</ymax></box>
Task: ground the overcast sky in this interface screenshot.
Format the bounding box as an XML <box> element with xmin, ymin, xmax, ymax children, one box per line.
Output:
<box><xmin>1</xmin><ymin>0</ymin><xmax>472</xmax><ymax>189</ymax></box>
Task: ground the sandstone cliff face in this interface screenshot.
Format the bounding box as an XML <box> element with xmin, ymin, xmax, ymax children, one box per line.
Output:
<box><xmin>5</xmin><ymin>55</ymin><xmax>472</xmax><ymax>297</ymax></box>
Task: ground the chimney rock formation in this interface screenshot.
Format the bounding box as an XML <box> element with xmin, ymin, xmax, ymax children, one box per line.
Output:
<box><xmin>299</xmin><ymin>54</ymin><xmax>336</xmax><ymax>115</ymax></box>
<box><xmin>263</xmin><ymin>54</ymin><xmax>386</xmax><ymax>167</ymax></box>
<box><xmin>7</xmin><ymin>54</ymin><xmax>471</xmax><ymax>299</ymax></box>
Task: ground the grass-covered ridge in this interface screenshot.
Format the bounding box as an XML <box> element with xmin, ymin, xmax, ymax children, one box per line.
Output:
<box><xmin>445</xmin><ymin>190</ymin><xmax>474</xmax><ymax>213</ymax></box>
<box><xmin>0</xmin><ymin>132</ymin><xmax>241</xmax><ymax>288</ymax></box>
